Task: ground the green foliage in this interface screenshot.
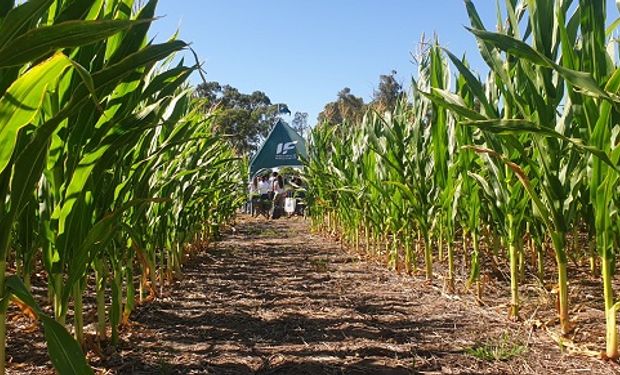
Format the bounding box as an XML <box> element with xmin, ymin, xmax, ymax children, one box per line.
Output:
<box><xmin>466</xmin><ymin>333</ymin><xmax>527</xmax><ymax>362</ymax></box>
<box><xmin>291</xmin><ymin>111</ymin><xmax>309</xmax><ymax>137</ymax></box>
<box><xmin>317</xmin><ymin>87</ymin><xmax>365</xmax><ymax>126</ymax></box>
<box><xmin>372</xmin><ymin>70</ymin><xmax>403</xmax><ymax>112</ymax></box>
<box><xmin>0</xmin><ymin>1</ymin><xmax>245</xmax><ymax>374</ymax></box>
<box><xmin>306</xmin><ymin>0</ymin><xmax>620</xmax><ymax>359</ymax></box>
<box><xmin>6</xmin><ymin>276</ymin><xmax>93</xmax><ymax>375</ymax></box>
<box><xmin>317</xmin><ymin>71</ymin><xmax>405</xmax><ymax>128</ymax></box>
<box><xmin>195</xmin><ymin>81</ymin><xmax>290</xmax><ymax>154</ymax></box>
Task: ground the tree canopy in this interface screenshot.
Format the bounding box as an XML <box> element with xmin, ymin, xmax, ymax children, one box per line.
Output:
<box><xmin>291</xmin><ymin>111</ymin><xmax>310</xmax><ymax>137</ymax></box>
<box><xmin>317</xmin><ymin>70</ymin><xmax>404</xmax><ymax>127</ymax></box>
<box><xmin>372</xmin><ymin>70</ymin><xmax>403</xmax><ymax>112</ymax></box>
<box><xmin>317</xmin><ymin>87</ymin><xmax>366</xmax><ymax>125</ymax></box>
<box><xmin>196</xmin><ymin>81</ymin><xmax>290</xmax><ymax>155</ymax></box>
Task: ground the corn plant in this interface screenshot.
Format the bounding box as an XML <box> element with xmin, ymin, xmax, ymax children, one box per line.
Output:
<box><xmin>0</xmin><ymin>1</ymin><xmax>245</xmax><ymax>373</ymax></box>
<box><xmin>305</xmin><ymin>0</ymin><xmax>620</xmax><ymax>360</ymax></box>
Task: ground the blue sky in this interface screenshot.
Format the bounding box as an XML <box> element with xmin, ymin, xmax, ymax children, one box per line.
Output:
<box><xmin>149</xmin><ymin>1</ymin><xmax>619</xmax><ymax>125</ymax></box>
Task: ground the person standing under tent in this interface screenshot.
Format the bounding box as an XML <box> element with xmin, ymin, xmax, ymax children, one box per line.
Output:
<box><xmin>258</xmin><ymin>175</ymin><xmax>270</xmax><ymax>199</ymax></box>
<box><xmin>268</xmin><ymin>171</ymin><xmax>279</xmax><ymax>200</ymax></box>
<box><xmin>248</xmin><ymin>176</ymin><xmax>260</xmax><ymax>216</ymax></box>
<box><xmin>270</xmin><ymin>174</ymin><xmax>285</xmax><ymax>219</ymax></box>
<box><xmin>253</xmin><ymin>175</ymin><xmax>270</xmax><ymax>218</ymax></box>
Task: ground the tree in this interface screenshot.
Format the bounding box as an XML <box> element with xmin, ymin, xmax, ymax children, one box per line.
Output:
<box><xmin>371</xmin><ymin>70</ymin><xmax>403</xmax><ymax>112</ymax></box>
<box><xmin>292</xmin><ymin>112</ymin><xmax>309</xmax><ymax>137</ymax></box>
<box><xmin>196</xmin><ymin>81</ymin><xmax>290</xmax><ymax>155</ymax></box>
<box><xmin>318</xmin><ymin>87</ymin><xmax>365</xmax><ymax>125</ymax></box>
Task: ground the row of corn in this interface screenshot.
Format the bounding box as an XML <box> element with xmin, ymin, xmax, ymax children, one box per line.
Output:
<box><xmin>0</xmin><ymin>1</ymin><xmax>245</xmax><ymax>373</ymax></box>
<box><xmin>305</xmin><ymin>0</ymin><xmax>620</xmax><ymax>360</ymax></box>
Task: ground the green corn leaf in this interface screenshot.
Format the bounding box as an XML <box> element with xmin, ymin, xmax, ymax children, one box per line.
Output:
<box><xmin>443</xmin><ymin>48</ymin><xmax>496</xmax><ymax>118</ymax></box>
<box><xmin>468</xmin><ymin>27</ymin><xmax>611</xmax><ymax>100</ymax></box>
<box><xmin>107</xmin><ymin>0</ymin><xmax>158</xmax><ymax>65</ymax></box>
<box><xmin>93</xmin><ymin>40</ymin><xmax>187</xmax><ymax>92</ymax></box>
<box><xmin>0</xmin><ymin>52</ymin><xmax>71</xmax><ymax>176</ymax></box>
<box><xmin>55</xmin><ymin>0</ymin><xmax>103</xmax><ymax>23</ymax></box>
<box><xmin>463</xmin><ymin>145</ymin><xmax>553</xmax><ymax>230</ymax></box>
<box><xmin>41</xmin><ymin>314</ymin><xmax>93</xmax><ymax>375</ymax></box>
<box><xmin>0</xmin><ymin>0</ymin><xmax>53</xmax><ymax>49</ymax></box>
<box><xmin>0</xmin><ymin>97</ymin><xmax>80</xmax><ymax>264</ymax></box>
<box><xmin>61</xmin><ymin>198</ymin><xmax>169</xmax><ymax>305</ymax></box>
<box><xmin>0</xmin><ymin>19</ymin><xmax>144</xmax><ymax>68</ymax></box>
<box><xmin>5</xmin><ymin>276</ymin><xmax>93</xmax><ymax>375</ymax></box>
<box><xmin>554</xmin><ymin>64</ymin><xmax>611</xmax><ymax>100</ymax></box>
<box><xmin>104</xmin><ymin>0</ymin><xmax>138</xmax><ymax>59</ymax></box>
<box><xmin>385</xmin><ymin>180</ymin><xmax>417</xmax><ymax>205</ymax></box>
<box><xmin>462</xmin><ymin>119</ymin><xmax>619</xmax><ymax>172</ymax></box>
<box><xmin>467</xmin><ymin>171</ymin><xmax>498</xmax><ymax>205</ymax></box>
<box><xmin>606</xmin><ymin>16</ymin><xmax>620</xmax><ymax>36</ymax></box>
<box><xmin>423</xmin><ymin>88</ymin><xmax>487</xmax><ymax>121</ymax></box>
<box><xmin>467</xmin><ymin>27</ymin><xmax>550</xmax><ymax>66</ymax></box>
<box><xmin>0</xmin><ymin>0</ymin><xmax>14</xmax><ymax>19</ymax></box>
<box><xmin>17</xmin><ymin>44</ymin><xmax>188</xmax><ymax>210</ymax></box>
<box><xmin>463</xmin><ymin>0</ymin><xmax>512</xmax><ymax>85</ymax></box>
<box><xmin>54</xmin><ymin>101</ymin><xmax>162</xmax><ymax>228</ymax></box>
<box><xmin>67</xmin><ymin>58</ymin><xmax>102</xmax><ymax>112</ymax></box>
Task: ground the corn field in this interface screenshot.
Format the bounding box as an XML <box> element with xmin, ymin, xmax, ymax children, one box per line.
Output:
<box><xmin>305</xmin><ymin>0</ymin><xmax>620</xmax><ymax>361</ymax></box>
<box><xmin>0</xmin><ymin>0</ymin><xmax>244</xmax><ymax>373</ymax></box>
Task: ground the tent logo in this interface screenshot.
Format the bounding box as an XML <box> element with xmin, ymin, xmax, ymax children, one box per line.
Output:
<box><xmin>276</xmin><ymin>141</ymin><xmax>297</xmax><ymax>155</ymax></box>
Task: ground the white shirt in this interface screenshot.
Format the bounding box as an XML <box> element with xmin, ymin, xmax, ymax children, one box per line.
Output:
<box><xmin>249</xmin><ymin>181</ymin><xmax>259</xmax><ymax>194</ymax></box>
<box><xmin>258</xmin><ymin>180</ymin><xmax>270</xmax><ymax>195</ymax></box>
<box><xmin>273</xmin><ymin>179</ymin><xmax>285</xmax><ymax>194</ymax></box>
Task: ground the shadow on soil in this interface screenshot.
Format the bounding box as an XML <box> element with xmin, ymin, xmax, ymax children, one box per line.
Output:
<box><xmin>105</xmin><ymin>217</ymin><xmax>463</xmax><ymax>374</ymax></box>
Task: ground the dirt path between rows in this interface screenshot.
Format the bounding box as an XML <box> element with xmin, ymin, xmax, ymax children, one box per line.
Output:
<box><xmin>82</xmin><ymin>215</ymin><xmax>615</xmax><ymax>375</ymax></box>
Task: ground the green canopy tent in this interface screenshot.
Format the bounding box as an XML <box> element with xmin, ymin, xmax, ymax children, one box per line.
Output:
<box><xmin>249</xmin><ymin>119</ymin><xmax>307</xmax><ymax>179</ymax></box>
